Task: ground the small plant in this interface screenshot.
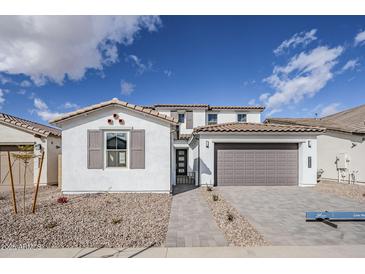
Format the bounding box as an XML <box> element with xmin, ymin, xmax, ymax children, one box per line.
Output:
<box><xmin>212</xmin><ymin>194</ymin><xmax>219</xmax><ymax>201</ymax></box>
<box><xmin>362</xmin><ymin>193</ymin><xmax>365</xmax><ymax>197</ymax></box>
<box><xmin>0</xmin><ymin>195</ymin><xmax>5</xmax><ymax>201</ymax></box>
<box><xmin>57</xmin><ymin>196</ymin><xmax>68</xmax><ymax>204</ymax></box>
<box><xmin>44</xmin><ymin>221</ymin><xmax>58</xmax><ymax>229</ymax></box>
<box><xmin>227</xmin><ymin>212</ymin><xmax>234</xmax><ymax>222</ymax></box>
<box><xmin>206</xmin><ymin>186</ymin><xmax>213</xmax><ymax>192</ymax></box>
<box><xmin>111</xmin><ymin>218</ymin><xmax>122</xmax><ymax>225</ymax></box>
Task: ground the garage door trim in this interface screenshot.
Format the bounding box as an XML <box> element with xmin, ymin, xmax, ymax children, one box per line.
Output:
<box><xmin>214</xmin><ymin>143</ymin><xmax>299</xmax><ymax>186</ymax></box>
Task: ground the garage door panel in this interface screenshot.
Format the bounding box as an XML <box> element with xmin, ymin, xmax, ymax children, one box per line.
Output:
<box><xmin>216</xmin><ymin>143</ymin><xmax>298</xmax><ymax>186</ymax></box>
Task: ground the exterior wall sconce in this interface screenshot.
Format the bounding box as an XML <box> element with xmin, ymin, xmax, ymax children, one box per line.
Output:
<box><xmin>308</xmin><ymin>140</ymin><xmax>311</xmax><ymax>148</ymax></box>
<box><xmin>206</xmin><ymin>141</ymin><xmax>209</xmax><ymax>148</ymax></box>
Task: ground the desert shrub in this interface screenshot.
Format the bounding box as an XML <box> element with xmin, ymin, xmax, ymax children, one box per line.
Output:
<box><xmin>57</xmin><ymin>196</ymin><xmax>68</xmax><ymax>204</ymax></box>
<box><xmin>111</xmin><ymin>218</ymin><xmax>122</xmax><ymax>224</ymax></box>
<box><xmin>212</xmin><ymin>194</ymin><xmax>219</xmax><ymax>201</ymax></box>
<box><xmin>44</xmin><ymin>221</ymin><xmax>58</xmax><ymax>229</ymax></box>
<box><xmin>227</xmin><ymin>212</ymin><xmax>234</xmax><ymax>222</ymax></box>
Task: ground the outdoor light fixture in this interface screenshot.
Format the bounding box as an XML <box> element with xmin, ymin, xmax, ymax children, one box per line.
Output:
<box><xmin>35</xmin><ymin>144</ymin><xmax>42</xmax><ymax>150</ymax></box>
<box><xmin>206</xmin><ymin>141</ymin><xmax>209</xmax><ymax>148</ymax></box>
<box><xmin>308</xmin><ymin>140</ymin><xmax>311</xmax><ymax>148</ymax></box>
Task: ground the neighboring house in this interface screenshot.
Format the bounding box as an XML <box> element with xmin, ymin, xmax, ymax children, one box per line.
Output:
<box><xmin>51</xmin><ymin>98</ymin><xmax>324</xmax><ymax>193</ymax></box>
<box><xmin>0</xmin><ymin>113</ymin><xmax>62</xmax><ymax>186</ymax></box>
<box><xmin>266</xmin><ymin>104</ymin><xmax>365</xmax><ymax>184</ymax></box>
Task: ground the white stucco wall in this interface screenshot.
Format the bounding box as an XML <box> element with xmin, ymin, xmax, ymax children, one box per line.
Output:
<box><xmin>317</xmin><ymin>131</ymin><xmax>365</xmax><ymax>183</ymax></box>
<box><xmin>195</xmin><ymin>134</ymin><xmax>317</xmax><ymax>187</ymax></box>
<box><xmin>60</xmin><ymin>106</ymin><xmax>172</xmax><ymax>193</ymax></box>
<box><xmin>208</xmin><ymin>111</ymin><xmax>261</xmax><ymax>124</ymax></box>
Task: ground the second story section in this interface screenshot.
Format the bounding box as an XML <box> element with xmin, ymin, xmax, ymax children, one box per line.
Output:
<box><xmin>152</xmin><ymin>104</ymin><xmax>265</xmax><ymax>134</ymax></box>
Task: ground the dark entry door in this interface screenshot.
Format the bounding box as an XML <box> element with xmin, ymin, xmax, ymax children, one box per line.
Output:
<box><xmin>176</xmin><ymin>149</ymin><xmax>187</xmax><ymax>175</ymax></box>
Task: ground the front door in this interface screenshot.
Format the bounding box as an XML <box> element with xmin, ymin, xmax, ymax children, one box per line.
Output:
<box><xmin>176</xmin><ymin>149</ymin><xmax>187</xmax><ymax>175</ymax></box>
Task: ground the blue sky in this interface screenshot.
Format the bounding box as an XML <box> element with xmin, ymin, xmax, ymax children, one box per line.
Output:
<box><xmin>0</xmin><ymin>16</ymin><xmax>365</xmax><ymax>124</ymax></box>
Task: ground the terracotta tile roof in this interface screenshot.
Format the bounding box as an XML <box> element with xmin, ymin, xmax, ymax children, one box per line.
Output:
<box><xmin>50</xmin><ymin>98</ymin><xmax>178</xmax><ymax>125</ymax></box>
<box><xmin>209</xmin><ymin>106</ymin><xmax>265</xmax><ymax>111</ymax></box>
<box><xmin>266</xmin><ymin>104</ymin><xmax>365</xmax><ymax>135</ymax></box>
<box><xmin>177</xmin><ymin>133</ymin><xmax>192</xmax><ymax>140</ymax></box>
<box><xmin>0</xmin><ymin>112</ymin><xmax>61</xmax><ymax>137</ymax></box>
<box><xmin>193</xmin><ymin>122</ymin><xmax>325</xmax><ymax>133</ymax></box>
<box><xmin>153</xmin><ymin>104</ymin><xmax>265</xmax><ymax>111</ymax></box>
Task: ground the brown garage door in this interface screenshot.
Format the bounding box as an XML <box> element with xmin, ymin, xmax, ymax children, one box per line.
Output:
<box><xmin>215</xmin><ymin>143</ymin><xmax>298</xmax><ymax>186</ymax></box>
<box><xmin>0</xmin><ymin>146</ymin><xmax>34</xmax><ymax>187</ymax></box>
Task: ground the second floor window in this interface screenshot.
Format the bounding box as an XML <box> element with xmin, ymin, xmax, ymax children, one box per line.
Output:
<box><xmin>178</xmin><ymin>113</ymin><xmax>185</xmax><ymax>123</ymax></box>
<box><xmin>237</xmin><ymin>113</ymin><xmax>247</xmax><ymax>122</ymax></box>
<box><xmin>208</xmin><ymin>113</ymin><xmax>218</xmax><ymax>125</ymax></box>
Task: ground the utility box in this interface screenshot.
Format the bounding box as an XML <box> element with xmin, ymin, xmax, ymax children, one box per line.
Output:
<box><xmin>336</xmin><ymin>153</ymin><xmax>350</xmax><ymax>169</ymax></box>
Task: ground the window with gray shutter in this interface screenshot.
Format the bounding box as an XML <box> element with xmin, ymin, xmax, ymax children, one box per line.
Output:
<box><xmin>186</xmin><ymin>111</ymin><xmax>193</xmax><ymax>129</ymax></box>
<box><xmin>87</xmin><ymin>130</ymin><xmax>103</xmax><ymax>169</ymax></box>
<box><xmin>130</xmin><ymin>130</ymin><xmax>145</xmax><ymax>169</ymax></box>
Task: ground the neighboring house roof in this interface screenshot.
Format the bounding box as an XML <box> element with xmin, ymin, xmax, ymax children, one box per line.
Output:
<box><xmin>266</xmin><ymin>104</ymin><xmax>365</xmax><ymax>135</ymax></box>
<box><xmin>153</xmin><ymin>104</ymin><xmax>265</xmax><ymax>111</ymax></box>
<box><xmin>193</xmin><ymin>122</ymin><xmax>325</xmax><ymax>133</ymax></box>
<box><xmin>50</xmin><ymin>98</ymin><xmax>178</xmax><ymax>125</ymax></box>
<box><xmin>0</xmin><ymin>112</ymin><xmax>61</xmax><ymax>137</ymax></box>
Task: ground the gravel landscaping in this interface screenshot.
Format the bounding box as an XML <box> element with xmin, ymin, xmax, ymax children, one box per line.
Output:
<box><xmin>201</xmin><ymin>187</ymin><xmax>268</xmax><ymax>247</ymax></box>
<box><xmin>315</xmin><ymin>180</ymin><xmax>365</xmax><ymax>203</ymax></box>
<box><xmin>0</xmin><ymin>186</ymin><xmax>172</xmax><ymax>249</ymax></box>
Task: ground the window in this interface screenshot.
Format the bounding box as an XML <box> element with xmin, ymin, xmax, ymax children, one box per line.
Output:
<box><xmin>308</xmin><ymin>156</ymin><xmax>312</xmax><ymax>168</ymax></box>
<box><xmin>178</xmin><ymin>113</ymin><xmax>185</xmax><ymax>123</ymax></box>
<box><xmin>208</xmin><ymin>113</ymin><xmax>217</xmax><ymax>125</ymax></box>
<box><xmin>237</xmin><ymin>113</ymin><xmax>247</xmax><ymax>122</ymax></box>
<box><xmin>105</xmin><ymin>132</ymin><xmax>128</xmax><ymax>168</ymax></box>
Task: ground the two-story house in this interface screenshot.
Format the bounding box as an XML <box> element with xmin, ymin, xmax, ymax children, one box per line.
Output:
<box><xmin>51</xmin><ymin>98</ymin><xmax>324</xmax><ymax>193</ymax></box>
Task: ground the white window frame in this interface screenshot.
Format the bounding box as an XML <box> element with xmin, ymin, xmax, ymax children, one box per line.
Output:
<box><xmin>104</xmin><ymin>131</ymin><xmax>130</xmax><ymax>169</ymax></box>
<box><xmin>207</xmin><ymin>113</ymin><xmax>218</xmax><ymax>125</ymax></box>
<box><xmin>237</xmin><ymin>113</ymin><xmax>247</xmax><ymax>122</ymax></box>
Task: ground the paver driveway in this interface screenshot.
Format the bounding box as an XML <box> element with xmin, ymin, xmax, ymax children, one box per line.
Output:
<box><xmin>219</xmin><ymin>186</ymin><xmax>365</xmax><ymax>246</ymax></box>
<box><xmin>165</xmin><ymin>185</ymin><xmax>228</xmax><ymax>247</ymax></box>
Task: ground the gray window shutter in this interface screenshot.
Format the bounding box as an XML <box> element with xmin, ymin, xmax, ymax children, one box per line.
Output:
<box><xmin>130</xmin><ymin>129</ymin><xmax>145</xmax><ymax>169</ymax></box>
<box><xmin>170</xmin><ymin>111</ymin><xmax>178</xmax><ymax>120</ymax></box>
<box><xmin>87</xmin><ymin>130</ymin><xmax>103</xmax><ymax>169</ymax></box>
<box><xmin>186</xmin><ymin>111</ymin><xmax>193</xmax><ymax>129</ymax></box>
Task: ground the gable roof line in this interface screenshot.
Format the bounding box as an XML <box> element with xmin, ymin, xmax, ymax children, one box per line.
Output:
<box><xmin>0</xmin><ymin>112</ymin><xmax>61</xmax><ymax>137</ymax></box>
<box><xmin>50</xmin><ymin>98</ymin><xmax>178</xmax><ymax>125</ymax></box>
<box><xmin>152</xmin><ymin>104</ymin><xmax>265</xmax><ymax>111</ymax></box>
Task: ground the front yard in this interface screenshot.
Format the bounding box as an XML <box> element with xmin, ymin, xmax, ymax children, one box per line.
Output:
<box><xmin>0</xmin><ymin>187</ymin><xmax>171</xmax><ymax>249</ymax></box>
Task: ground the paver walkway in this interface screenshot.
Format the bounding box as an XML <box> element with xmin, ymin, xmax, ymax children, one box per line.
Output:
<box><xmin>219</xmin><ymin>186</ymin><xmax>365</xmax><ymax>246</ymax></box>
<box><xmin>165</xmin><ymin>185</ymin><xmax>228</xmax><ymax>247</ymax></box>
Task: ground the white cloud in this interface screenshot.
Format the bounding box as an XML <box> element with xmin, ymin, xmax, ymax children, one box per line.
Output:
<box><xmin>61</xmin><ymin>101</ymin><xmax>79</xmax><ymax>109</ymax></box>
<box><xmin>164</xmin><ymin>69</ymin><xmax>172</xmax><ymax>77</ymax></box>
<box><xmin>248</xmin><ymin>99</ymin><xmax>256</xmax><ymax>105</ymax></box>
<box><xmin>0</xmin><ymin>89</ymin><xmax>7</xmax><ymax>108</ymax></box>
<box><xmin>0</xmin><ymin>16</ymin><xmax>161</xmax><ymax>86</ymax></box>
<box><xmin>354</xmin><ymin>30</ymin><xmax>365</xmax><ymax>46</ymax></box>
<box><xmin>274</xmin><ymin>29</ymin><xmax>317</xmax><ymax>55</ymax></box>
<box><xmin>320</xmin><ymin>102</ymin><xmax>341</xmax><ymax>117</ymax></box>
<box><xmin>20</xmin><ymin>80</ymin><xmax>32</xmax><ymax>87</ymax></box>
<box><xmin>120</xmin><ymin>80</ymin><xmax>135</xmax><ymax>95</ymax></box>
<box><xmin>263</xmin><ymin>46</ymin><xmax>344</xmax><ymax>115</ymax></box>
<box><xmin>0</xmin><ymin>74</ymin><xmax>13</xmax><ymax>85</ymax></box>
<box><xmin>17</xmin><ymin>89</ymin><xmax>26</xmax><ymax>95</ymax></box>
<box><xmin>339</xmin><ymin>59</ymin><xmax>359</xmax><ymax>73</ymax></box>
<box><xmin>125</xmin><ymin>54</ymin><xmax>153</xmax><ymax>74</ymax></box>
<box><xmin>33</xmin><ymin>97</ymin><xmax>63</xmax><ymax>121</ymax></box>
